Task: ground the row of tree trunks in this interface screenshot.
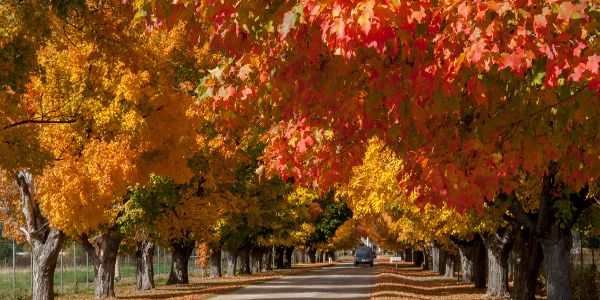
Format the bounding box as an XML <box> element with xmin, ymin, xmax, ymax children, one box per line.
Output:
<box><xmin>167</xmin><ymin>239</ymin><xmax>195</xmax><ymax>284</ymax></box>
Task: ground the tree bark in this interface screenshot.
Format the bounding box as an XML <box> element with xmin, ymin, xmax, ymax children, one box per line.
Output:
<box><xmin>135</xmin><ymin>241</ymin><xmax>155</xmax><ymax>290</ymax></box>
<box><xmin>263</xmin><ymin>248</ymin><xmax>272</xmax><ymax>271</ymax></box>
<box><xmin>239</xmin><ymin>246</ymin><xmax>251</xmax><ymax>274</ymax></box>
<box><xmin>422</xmin><ymin>248</ymin><xmax>431</xmax><ymax>270</ymax></box>
<box><xmin>431</xmin><ymin>244</ymin><xmax>446</xmax><ymax>274</ymax></box>
<box><xmin>226</xmin><ymin>250</ymin><xmax>239</xmax><ymax>276</ymax></box>
<box><xmin>166</xmin><ymin>238</ymin><xmax>194</xmax><ymax>284</ymax></box>
<box><xmin>452</xmin><ymin>234</ymin><xmax>486</xmax><ymax>288</ymax></box>
<box><xmin>114</xmin><ymin>256</ymin><xmax>121</xmax><ymax>282</ymax></box>
<box><xmin>306</xmin><ymin>246</ymin><xmax>317</xmax><ymax>263</ymax></box>
<box><xmin>540</xmin><ymin>224</ymin><xmax>572</xmax><ymax>300</ymax></box>
<box><xmin>209</xmin><ymin>246</ymin><xmax>222</xmax><ymax>277</ymax></box>
<box><xmin>503</xmin><ymin>168</ymin><xmax>596</xmax><ymax>300</ymax></box>
<box><xmin>483</xmin><ymin>229</ymin><xmax>513</xmax><ymax>298</ymax></box>
<box><xmin>511</xmin><ymin>226</ymin><xmax>542</xmax><ymax>300</ymax></box>
<box><xmin>444</xmin><ymin>253</ymin><xmax>456</xmax><ymax>278</ymax></box>
<box><xmin>250</xmin><ymin>248</ymin><xmax>263</xmax><ymax>273</ymax></box>
<box><xmin>15</xmin><ymin>172</ymin><xmax>66</xmax><ymax>300</ymax></box>
<box><xmin>405</xmin><ymin>249</ymin><xmax>413</xmax><ymax>262</ymax></box>
<box><xmin>274</xmin><ymin>246</ymin><xmax>285</xmax><ymax>269</ymax></box>
<box><xmin>81</xmin><ymin>230</ymin><xmax>122</xmax><ymax>298</ymax></box>
<box><xmin>299</xmin><ymin>248</ymin><xmax>306</xmax><ymax>263</ymax></box>
<box><xmin>284</xmin><ymin>246</ymin><xmax>294</xmax><ymax>268</ymax></box>
<box><xmin>414</xmin><ymin>250</ymin><xmax>423</xmax><ymax>267</ymax></box>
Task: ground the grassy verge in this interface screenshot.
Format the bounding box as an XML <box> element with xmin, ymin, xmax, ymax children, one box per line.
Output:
<box><xmin>53</xmin><ymin>262</ymin><xmax>333</xmax><ymax>299</ymax></box>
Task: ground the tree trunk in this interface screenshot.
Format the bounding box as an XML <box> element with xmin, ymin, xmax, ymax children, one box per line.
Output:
<box><xmin>306</xmin><ymin>246</ymin><xmax>317</xmax><ymax>263</ymax></box>
<box><xmin>239</xmin><ymin>246</ymin><xmax>251</xmax><ymax>274</ymax></box>
<box><xmin>453</xmin><ymin>234</ymin><xmax>487</xmax><ymax>288</ymax></box>
<box><xmin>299</xmin><ymin>248</ymin><xmax>306</xmax><ymax>263</ymax></box>
<box><xmin>405</xmin><ymin>249</ymin><xmax>413</xmax><ymax>262</ymax></box>
<box><xmin>226</xmin><ymin>250</ymin><xmax>238</xmax><ymax>276</ymax></box>
<box><xmin>15</xmin><ymin>172</ymin><xmax>66</xmax><ymax>300</ymax></box>
<box><xmin>167</xmin><ymin>239</ymin><xmax>194</xmax><ymax>285</ymax></box>
<box><xmin>511</xmin><ymin>226</ymin><xmax>542</xmax><ymax>300</ymax></box>
<box><xmin>484</xmin><ymin>229</ymin><xmax>513</xmax><ymax>298</ymax></box>
<box><xmin>274</xmin><ymin>246</ymin><xmax>285</xmax><ymax>269</ymax></box>
<box><xmin>209</xmin><ymin>246</ymin><xmax>222</xmax><ymax>277</ymax></box>
<box><xmin>250</xmin><ymin>248</ymin><xmax>263</xmax><ymax>273</ymax></box>
<box><xmin>540</xmin><ymin>224</ymin><xmax>572</xmax><ymax>300</ymax></box>
<box><xmin>444</xmin><ymin>253</ymin><xmax>456</xmax><ymax>278</ymax></box>
<box><xmin>431</xmin><ymin>245</ymin><xmax>446</xmax><ymax>274</ymax></box>
<box><xmin>283</xmin><ymin>246</ymin><xmax>294</xmax><ymax>268</ymax></box>
<box><xmin>135</xmin><ymin>241</ymin><xmax>155</xmax><ymax>290</ymax></box>
<box><xmin>263</xmin><ymin>248</ymin><xmax>272</xmax><ymax>271</ymax></box>
<box><xmin>31</xmin><ymin>229</ymin><xmax>65</xmax><ymax>300</ymax></box>
<box><xmin>114</xmin><ymin>256</ymin><xmax>121</xmax><ymax>282</ymax></box>
<box><xmin>81</xmin><ymin>230</ymin><xmax>122</xmax><ymax>298</ymax></box>
<box><xmin>422</xmin><ymin>248</ymin><xmax>431</xmax><ymax>270</ymax></box>
<box><xmin>414</xmin><ymin>250</ymin><xmax>423</xmax><ymax>267</ymax></box>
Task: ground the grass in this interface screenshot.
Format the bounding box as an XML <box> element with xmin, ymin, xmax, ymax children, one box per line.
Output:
<box><xmin>0</xmin><ymin>262</ymin><xmax>188</xmax><ymax>299</ymax></box>
<box><xmin>0</xmin><ymin>262</ymin><xmax>333</xmax><ymax>299</ymax></box>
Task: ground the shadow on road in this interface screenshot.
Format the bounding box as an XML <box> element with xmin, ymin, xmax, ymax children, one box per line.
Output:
<box><xmin>371</xmin><ymin>262</ymin><xmax>487</xmax><ymax>300</ymax></box>
<box><xmin>210</xmin><ymin>262</ymin><xmax>376</xmax><ymax>300</ymax></box>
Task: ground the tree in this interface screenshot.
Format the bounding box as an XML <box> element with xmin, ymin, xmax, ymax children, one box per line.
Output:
<box><xmin>12</xmin><ymin>2</ymin><xmax>203</xmax><ymax>297</ymax></box>
<box><xmin>136</xmin><ymin>1</ymin><xmax>599</xmax><ymax>298</ymax></box>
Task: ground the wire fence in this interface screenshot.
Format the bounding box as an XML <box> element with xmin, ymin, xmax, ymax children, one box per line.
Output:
<box><xmin>0</xmin><ymin>241</ymin><xmax>209</xmax><ymax>299</ymax></box>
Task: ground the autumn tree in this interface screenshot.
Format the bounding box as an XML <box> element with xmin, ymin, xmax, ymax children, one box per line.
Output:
<box><xmin>136</xmin><ymin>1</ymin><xmax>599</xmax><ymax>298</ymax></box>
<box><xmin>5</xmin><ymin>1</ymin><xmax>205</xmax><ymax>297</ymax></box>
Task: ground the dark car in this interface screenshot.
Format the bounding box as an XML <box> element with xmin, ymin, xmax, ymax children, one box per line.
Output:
<box><xmin>353</xmin><ymin>246</ymin><xmax>374</xmax><ymax>267</ymax></box>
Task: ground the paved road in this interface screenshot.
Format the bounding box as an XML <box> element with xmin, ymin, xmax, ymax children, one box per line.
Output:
<box><xmin>210</xmin><ymin>262</ymin><xmax>376</xmax><ymax>300</ymax></box>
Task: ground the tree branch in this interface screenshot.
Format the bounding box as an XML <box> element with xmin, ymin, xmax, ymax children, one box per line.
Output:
<box><xmin>505</xmin><ymin>194</ymin><xmax>536</xmax><ymax>232</ymax></box>
<box><xmin>3</xmin><ymin>119</ymin><xmax>77</xmax><ymax>130</ymax></box>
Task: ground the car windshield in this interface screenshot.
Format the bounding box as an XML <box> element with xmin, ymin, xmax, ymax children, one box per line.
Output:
<box><xmin>356</xmin><ymin>247</ymin><xmax>372</xmax><ymax>256</ymax></box>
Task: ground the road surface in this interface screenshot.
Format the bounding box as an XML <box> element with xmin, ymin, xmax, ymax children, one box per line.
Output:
<box><xmin>210</xmin><ymin>263</ymin><xmax>376</xmax><ymax>300</ymax></box>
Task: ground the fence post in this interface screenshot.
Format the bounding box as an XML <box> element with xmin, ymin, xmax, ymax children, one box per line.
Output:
<box><xmin>73</xmin><ymin>243</ymin><xmax>77</xmax><ymax>290</ymax></box>
<box><xmin>86</xmin><ymin>252</ymin><xmax>89</xmax><ymax>289</ymax></box>
<box><xmin>12</xmin><ymin>240</ymin><xmax>15</xmax><ymax>298</ymax></box>
<box><xmin>31</xmin><ymin>251</ymin><xmax>33</xmax><ymax>292</ymax></box>
<box><xmin>60</xmin><ymin>249</ymin><xmax>64</xmax><ymax>292</ymax></box>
